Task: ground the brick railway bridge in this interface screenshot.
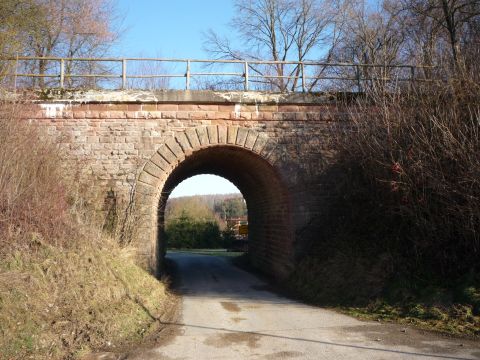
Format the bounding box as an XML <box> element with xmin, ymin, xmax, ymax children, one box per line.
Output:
<box><xmin>7</xmin><ymin>57</ymin><xmax>423</xmax><ymax>279</ymax></box>
<box><xmin>18</xmin><ymin>89</ymin><xmax>346</xmax><ymax>279</ymax></box>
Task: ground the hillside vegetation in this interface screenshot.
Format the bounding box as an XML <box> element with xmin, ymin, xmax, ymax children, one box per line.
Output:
<box><xmin>288</xmin><ymin>73</ymin><xmax>480</xmax><ymax>337</ymax></box>
<box><xmin>165</xmin><ymin>194</ymin><xmax>246</xmax><ymax>226</ymax></box>
<box><xmin>0</xmin><ymin>106</ymin><xmax>176</xmax><ymax>359</ymax></box>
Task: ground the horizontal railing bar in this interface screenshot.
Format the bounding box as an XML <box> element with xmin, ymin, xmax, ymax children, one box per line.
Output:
<box><xmin>126</xmin><ymin>74</ymin><xmax>185</xmax><ymax>78</ymax></box>
<box><xmin>3</xmin><ymin>56</ymin><xmax>122</xmax><ymax>62</ymax></box>
<box><xmin>249</xmin><ymin>75</ymin><xmax>302</xmax><ymax>79</ymax></box>
<box><xmin>10</xmin><ymin>74</ymin><xmax>59</xmax><ymax>78</ymax></box>
<box><xmin>6</xmin><ymin>73</ymin><xmax>119</xmax><ymax>78</ymax></box>
<box><xmin>8</xmin><ymin>74</ymin><xmax>435</xmax><ymax>81</ymax></box>
<box><xmin>189</xmin><ymin>72</ymin><xmax>243</xmax><ymax>76</ymax></box>
<box><xmin>67</xmin><ymin>74</ymin><xmax>120</xmax><ymax>78</ymax></box>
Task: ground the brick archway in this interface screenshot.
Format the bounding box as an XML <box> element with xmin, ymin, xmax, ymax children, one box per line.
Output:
<box><xmin>134</xmin><ymin>125</ymin><xmax>294</xmax><ymax>278</ymax></box>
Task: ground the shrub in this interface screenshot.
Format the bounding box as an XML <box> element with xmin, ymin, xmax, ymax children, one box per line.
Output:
<box><xmin>338</xmin><ymin>77</ymin><xmax>480</xmax><ymax>283</ymax></box>
<box><xmin>221</xmin><ymin>227</ymin><xmax>236</xmax><ymax>248</ymax></box>
<box><xmin>165</xmin><ymin>212</ymin><xmax>223</xmax><ymax>249</ymax></box>
<box><xmin>0</xmin><ymin>104</ymin><xmax>74</xmax><ymax>254</ymax></box>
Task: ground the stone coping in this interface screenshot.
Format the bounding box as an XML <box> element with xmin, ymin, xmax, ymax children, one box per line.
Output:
<box><xmin>3</xmin><ymin>89</ymin><xmax>359</xmax><ymax>104</ymax></box>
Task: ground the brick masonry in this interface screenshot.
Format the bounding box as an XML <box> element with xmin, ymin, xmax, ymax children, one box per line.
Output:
<box><xmin>19</xmin><ymin>90</ymin><xmax>347</xmax><ymax>279</ymax></box>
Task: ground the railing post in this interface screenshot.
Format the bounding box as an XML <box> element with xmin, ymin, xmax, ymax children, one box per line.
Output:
<box><xmin>60</xmin><ymin>59</ymin><xmax>65</xmax><ymax>89</ymax></box>
<box><xmin>301</xmin><ymin>62</ymin><xmax>306</xmax><ymax>92</ymax></box>
<box><xmin>186</xmin><ymin>60</ymin><xmax>191</xmax><ymax>90</ymax></box>
<box><xmin>244</xmin><ymin>61</ymin><xmax>249</xmax><ymax>91</ymax></box>
<box><xmin>13</xmin><ymin>53</ymin><xmax>19</xmax><ymax>92</ymax></box>
<box><xmin>410</xmin><ymin>66</ymin><xmax>415</xmax><ymax>90</ymax></box>
<box><xmin>122</xmin><ymin>59</ymin><xmax>127</xmax><ymax>89</ymax></box>
<box><xmin>356</xmin><ymin>65</ymin><xmax>362</xmax><ymax>93</ymax></box>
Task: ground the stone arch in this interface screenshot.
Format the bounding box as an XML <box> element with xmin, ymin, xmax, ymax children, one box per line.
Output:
<box><xmin>134</xmin><ymin>125</ymin><xmax>294</xmax><ymax>279</ymax></box>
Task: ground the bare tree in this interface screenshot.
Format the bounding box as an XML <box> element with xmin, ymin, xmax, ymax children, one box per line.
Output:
<box><xmin>401</xmin><ymin>0</ymin><xmax>480</xmax><ymax>69</ymax></box>
<box><xmin>331</xmin><ymin>0</ymin><xmax>408</xmax><ymax>90</ymax></box>
<box><xmin>204</xmin><ymin>0</ymin><xmax>348</xmax><ymax>92</ymax></box>
<box><xmin>20</xmin><ymin>0</ymin><xmax>123</xmax><ymax>87</ymax></box>
<box><xmin>0</xmin><ymin>0</ymin><xmax>39</xmax><ymax>85</ymax></box>
<box><xmin>128</xmin><ymin>56</ymin><xmax>171</xmax><ymax>90</ymax></box>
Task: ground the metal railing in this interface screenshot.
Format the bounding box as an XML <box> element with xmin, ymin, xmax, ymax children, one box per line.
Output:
<box><xmin>1</xmin><ymin>56</ymin><xmax>436</xmax><ymax>92</ymax></box>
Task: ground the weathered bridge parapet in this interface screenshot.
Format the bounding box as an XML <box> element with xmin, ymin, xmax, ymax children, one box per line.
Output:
<box><xmin>18</xmin><ymin>90</ymin><xmax>348</xmax><ymax>279</ymax></box>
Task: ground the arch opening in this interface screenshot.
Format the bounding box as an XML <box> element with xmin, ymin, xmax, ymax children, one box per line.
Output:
<box><xmin>165</xmin><ymin>174</ymin><xmax>247</xmax><ymax>251</ymax></box>
<box><xmin>153</xmin><ymin>145</ymin><xmax>293</xmax><ymax>278</ymax></box>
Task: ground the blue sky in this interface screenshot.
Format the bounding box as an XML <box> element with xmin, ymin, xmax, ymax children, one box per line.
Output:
<box><xmin>115</xmin><ymin>0</ymin><xmax>236</xmax><ymax>59</ymax></box>
<box><xmin>169</xmin><ymin>175</ymin><xmax>241</xmax><ymax>198</ymax></box>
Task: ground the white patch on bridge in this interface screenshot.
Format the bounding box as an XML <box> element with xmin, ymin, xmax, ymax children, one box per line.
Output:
<box><xmin>234</xmin><ymin>104</ymin><xmax>241</xmax><ymax>118</ymax></box>
<box><xmin>40</xmin><ymin>103</ymin><xmax>67</xmax><ymax>118</ymax></box>
<box><xmin>214</xmin><ymin>91</ymin><xmax>286</xmax><ymax>103</ymax></box>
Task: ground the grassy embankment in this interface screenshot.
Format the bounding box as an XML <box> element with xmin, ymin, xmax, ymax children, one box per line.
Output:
<box><xmin>0</xmin><ymin>105</ymin><xmax>175</xmax><ymax>359</ymax></box>
<box><xmin>287</xmin><ymin>75</ymin><xmax>480</xmax><ymax>338</ymax></box>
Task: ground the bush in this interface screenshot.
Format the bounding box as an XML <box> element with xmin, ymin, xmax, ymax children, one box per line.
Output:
<box><xmin>166</xmin><ymin>212</ymin><xmax>223</xmax><ymax>249</ymax></box>
<box><xmin>339</xmin><ymin>78</ymin><xmax>480</xmax><ymax>283</ymax></box>
<box><xmin>221</xmin><ymin>227</ymin><xmax>236</xmax><ymax>249</ymax></box>
<box><xmin>0</xmin><ymin>104</ymin><xmax>73</xmax><ymax>254</ymax></box>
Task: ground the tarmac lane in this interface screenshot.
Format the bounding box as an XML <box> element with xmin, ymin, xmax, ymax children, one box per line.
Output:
<box><xmin>127</xmin><ymin>252</ymin><xmax>480</xmax><ymax>360</ymax></box>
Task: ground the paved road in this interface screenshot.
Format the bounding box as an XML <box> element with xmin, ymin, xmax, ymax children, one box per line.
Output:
<box><xmin>129</xmin><ymin>252</ymin><xmax>480</xmax><ymax>360</ymax></box>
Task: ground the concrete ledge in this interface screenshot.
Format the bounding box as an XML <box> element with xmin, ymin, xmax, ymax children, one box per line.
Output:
<box><xmin>10</xmin><ymin>89</ymin><xmax>358</xmax><ymax>104</ymax></box>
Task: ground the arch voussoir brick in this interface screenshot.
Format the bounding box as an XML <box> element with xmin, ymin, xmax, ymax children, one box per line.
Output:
<box><xmin>245</xmin><ymin>130</ymin><xmax>259</xmax><ymax>149</ymax></box>
<box><xmin>207</xmin><ymin>125</ymin><xmax>218</xmax><ymax>144</ymax></box>
<box><xmin>143</xmin><ymin>162</ymin><xmax>166</xmax><ymax>180</ymax></box>
<box><xmin>227</xmin><ymin>126</ymin><xmax>238</xmax><ymax>144</ymax></box>
<box><xmin>175</xmin><ymin>131</ymin><xmax>192</xmax><ymax>155</ymax></box>
<box><xmin>218</xmin><ymin>125</ymin><xmax>227</xmax><ymax>144</ymax></box>
<box><xmin>164</xmin><ymin>137</ymin><xmax>185</xmax><ymax>162</ymax></box>
<box><xmin>185</xmin><ymin>127</ymin><xmax>200</xmax><ymax>148</ymax></box>
<box><xmin>195</xmin><ymin>126</ymin><xmax>209</xmax><ymax>147</ymax></box>
<box><xmin>157</xmin><ymin>144</ymin><xmax>177</xmax><ymax>164</ymax></box>
<box><xmin>138</xmin><ymin>171</ymin><xmax>158</xmax><ymax>187</ymax></box>
<box><xmin>236</xmin><ymin>127</ymin><xmax>249</xmax><ymax>146</ymax></box>
<box><xmin>150</xmin><ymin>152</ymin><xmax>170</xmax><ymax>171</ymax></box>
<box><xmin>252</xmin><ymin>133</ymin><xmax>269</xmax><ymax>154</ymax></box>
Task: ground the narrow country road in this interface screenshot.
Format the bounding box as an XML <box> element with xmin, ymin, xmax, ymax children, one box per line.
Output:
<box><xmin>128</xmin><ymin>252</ymin><xmax>480</xmax><ymax>360</ymax></box>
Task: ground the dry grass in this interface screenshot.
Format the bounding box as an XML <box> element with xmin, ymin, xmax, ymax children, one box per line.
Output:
<box><xmin>0</xmin><ymin>104</ymin><xmax>175</xmax><ymax>359</ymax></box>
<box><xmin>0</xmin><ymin>239</ymin><xmax>174</xmax><ymax>359</ymax></box>
<box><xmin>344</xmin><ymin>301</ymin><xmax>480</xmax><ymax>338</ymax></box>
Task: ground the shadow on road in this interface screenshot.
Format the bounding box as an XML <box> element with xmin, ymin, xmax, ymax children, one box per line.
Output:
<box><xmin>156</xmin><ymin>320</ymin><xmax>476</xmax><ymax>360</ymax></box>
